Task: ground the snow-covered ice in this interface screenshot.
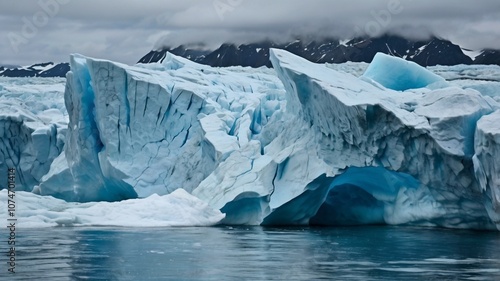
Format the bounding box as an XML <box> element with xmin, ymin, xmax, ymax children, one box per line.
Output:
<box><xmin>2</xmin><ymin>50</ymin><xmax>500</xmax><ymax>230</ymax></box>
<box><xmin>0</xmin><ymin>188</ymin><xmax>224</xmax><ymax>228</ymax></box>
<box><xmin>430</xmin><ymin>64</ymin><xmax>500</xmax><ymax>103</ymax></box>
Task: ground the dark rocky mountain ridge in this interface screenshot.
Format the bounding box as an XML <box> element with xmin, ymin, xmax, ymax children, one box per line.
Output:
<box><xmin>3</xmin><ymin>35</ymin><xmax>499</xmax><ymax>78</ymax></box>
<box><xmin>138</xmin><ymin>35</ymin><xmax>496</xmax><ymax>68</ymax></box>
<box><xmin>0</xmin><ymin>62</ymin><xmax>69</xmax><ymax>78</ymax></box>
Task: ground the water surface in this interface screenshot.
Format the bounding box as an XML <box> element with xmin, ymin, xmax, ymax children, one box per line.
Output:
<box><xmin>1</xmin><ymin>226</ymin><xmax>500</xmax><ymax>280</ymax></box>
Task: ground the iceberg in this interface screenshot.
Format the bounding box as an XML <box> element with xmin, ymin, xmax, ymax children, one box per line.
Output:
<box><xmin>3</xmin><ymin>50</ymin><xmax>500</xmax><ymax>230</ymax></box>
<box><xmin>269</xmin><ymin>49</ymin><xmax>498</xmax><ymax>229</ymax></box>
<box><xmin>362</xmin><ymin>53</ymin><xmax>447</xmax><ymax>91</ymax></box>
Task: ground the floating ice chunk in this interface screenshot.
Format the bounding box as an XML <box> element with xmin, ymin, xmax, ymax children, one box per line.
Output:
<box><xmin>0</xmin><ymin>189</ymin><xmax>224</xmax><ymax>228</ymax></box>
<box><xmin>362</xmin><ymin>53</ymin><xmax>447</xmax><ymax>91</ymax></box>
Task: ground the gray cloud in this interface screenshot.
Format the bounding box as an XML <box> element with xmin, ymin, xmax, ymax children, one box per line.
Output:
<box><xmin>1</xmin><ymin>0</ymin><xmax>499</xmax><ymax>65</ymax></box>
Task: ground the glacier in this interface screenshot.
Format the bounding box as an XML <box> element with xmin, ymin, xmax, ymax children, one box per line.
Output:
<box><xmin>0</xmin><ymin>78</ymin><xmax>67</xmax><ymax>193</ymax></box>
<box><xmin>1</xmin><ymin>49</ymin><xmax>500</xmax><ymax>230</ymax></box>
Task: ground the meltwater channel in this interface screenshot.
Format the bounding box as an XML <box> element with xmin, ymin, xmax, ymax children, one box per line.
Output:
<box><xmin>1</xmin><ymin>226</ymin><xmax>500</xmax><ymax>280</ymax></box>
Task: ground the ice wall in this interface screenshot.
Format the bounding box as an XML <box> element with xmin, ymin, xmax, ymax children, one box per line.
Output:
<box><xmin>0</xmin><ymin>107</ymin><xmax>62</xmax><ymax>190</ymax></box>
<box><xmin>270</xmin><ymin>49</ymin><xmax>499</xmax><ymax>229</ymax></box>
<box><xmin>40</xmin><ymin>53</ymin><xmax>286</xmax><ymax>203</ymax></box>
<box><xmin>474</xmin><ymin>110</ymin><xmax>500</xmax><ymax>230</ymax></box>
<box><xmin>34</xmin><ymin>50</ymin><xmax>500</xmax><ymax>230</ymax></box>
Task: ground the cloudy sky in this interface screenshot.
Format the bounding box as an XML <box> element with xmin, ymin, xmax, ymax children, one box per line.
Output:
<box><xmin>1</xmin><ymin>0</ymin><xmax>499</xmax><ymax>66</ymax></box>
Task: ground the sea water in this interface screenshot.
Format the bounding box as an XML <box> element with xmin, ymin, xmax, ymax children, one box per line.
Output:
<box><xmin>1</xmin><ymin>226</ymin><xmax>500</xmax><ymax>280</ymax></box>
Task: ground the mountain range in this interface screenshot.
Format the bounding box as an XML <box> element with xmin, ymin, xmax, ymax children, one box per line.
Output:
<box><xmin>0</xmin><ymin>62</ymin><xmax>69</xmax><ymax>78</ymax></box>
<box><xmin>139</xmin><ymin>35</ymin><xmax>500</xmax><ymax>67</ymax></box>
<box><xmin>2</xmin><ymin>35</ymin><xmax>500</xmax><ymax>78</ymax></box>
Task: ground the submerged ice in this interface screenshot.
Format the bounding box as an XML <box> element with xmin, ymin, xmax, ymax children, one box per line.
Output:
<box><xmin>2</xmin><ymin>50</ymin><xmax>500</xmax><ymax>230</ymax></box>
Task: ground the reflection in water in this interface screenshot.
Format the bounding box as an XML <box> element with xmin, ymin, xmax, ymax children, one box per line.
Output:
<box><xmin>1</xmin><ymin>226</ymin><xmax>499</xmax><ymax>280</ymax></box>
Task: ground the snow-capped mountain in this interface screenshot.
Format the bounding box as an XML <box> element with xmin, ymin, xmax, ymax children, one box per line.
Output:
<box><xmin>0</xmin><ymin>62</ymin><xmax>69</xmax><ymax>78</ymax></box>
<box><xmin>139</xmin><ymin>35</ymin><xmax>500</xmax><ymax>67</ymax></box>
<box><xmin>2</xmin><ymin>35</ymin><xmax>500</xmax><ymax>78</ymax></box>
<box><xmin>474</xmin><ymin>50</ymin><xmax>500</xmax><ymax>65</ymax></box>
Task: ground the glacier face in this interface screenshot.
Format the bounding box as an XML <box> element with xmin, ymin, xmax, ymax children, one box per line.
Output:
<box><xmin>4</xmin><ymin>49</ymin><xmax>500</xmax><ymax>230</ymax></box>
<box><xmin>269</xmin><ymin>49</ymin><xmax>498</xmax><ymax>229</ymax></box>
<box><xmin>39</xmin><ymin>53</ymin><xmax>286</xmax><ymax>203</ymax></box>
<box><xmin>474</xmin><ymin>110</ymin><xmax>500</xmax><ymax>226</ymax></box>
